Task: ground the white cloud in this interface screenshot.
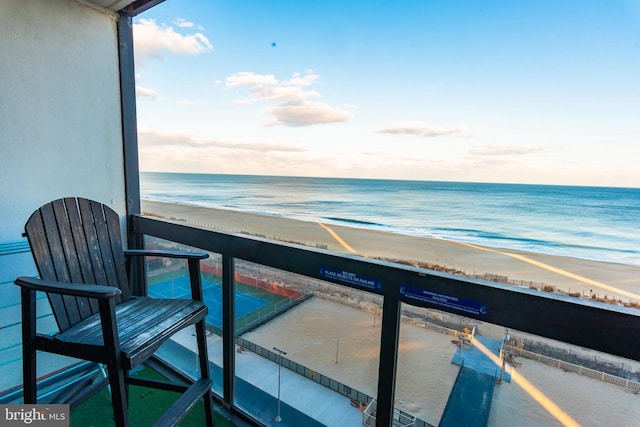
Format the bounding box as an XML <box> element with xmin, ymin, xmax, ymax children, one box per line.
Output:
<box><xmin>174</xmin><ymin>18</ymin><xmax>194</xmax><ymax>28</ymax></box>
<box><xmin>471</xmin><ymin>145</ymin><xmax>545</xmax><ymax>156</ymax></box>
<box><xmin>136</xmin><ymin>86</ymin><xmax>159</xmax><ymax>100</ymax></box>
<box><xmin>226</xmin><ymin>72</ymin><xmax>278</xmax><ymax>87</ymax></box>
<box><xmin>236</xmin><ymin>85</ymin><xmax>320</xmax><ymax>105</ymax></box>
<box><xmin>138</xmin><ymin>130</ymin><xmax>305</xmax><ymax>153</ymax></box>
<box><xmin>133</xmin><ymin>18</ymin><xmax>212</xmax><ymax>62</ymax></box>
<box><xmin>227</xmin><ymin>71</ymin><xmax>351</xmax><ymax>126</ymax></box>
<box><xmin>263</xmin><ymin>101</ymin><xmax>353</xmax><ymax>127</ymax></box>
<box><xmin>377</xmin><ymin>122</ymin><xmax>474</xmax><ymax>138</ymax></box>
<box><xmin>178</xmin><ymin>100</ymin><xmax>197</xmax><ymax>106</ymax></box>
<box><xmin>281</xmin><ymin>72</ymin><xmax>320</xmax><ymax>86</ymax></box>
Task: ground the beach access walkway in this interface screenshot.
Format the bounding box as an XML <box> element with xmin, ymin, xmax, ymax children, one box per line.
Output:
<box><xmin>438</xmin><ymin>366</ymin><xmax>495</xmax><ymax>427</ymax></box>
<box><xmin>164</xmin><ymin>329</ymin><xmax>364</xmax><ymax>426</ymax></box>
<box><xmin>439</xmin><ymin>336</ymin><xmax>509</xmax><ymax>427</ymax></box>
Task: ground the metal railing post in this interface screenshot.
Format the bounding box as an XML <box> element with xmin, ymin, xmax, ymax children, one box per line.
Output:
<box><xmin>222</xmin><ymin>254</ymin><xmax>235</xmax><ymax>408</ymax></box>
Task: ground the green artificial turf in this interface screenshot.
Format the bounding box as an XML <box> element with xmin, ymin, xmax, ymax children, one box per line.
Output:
<box><xmin>72</xmin><ymin>368</ymin><xmax>235</xmax><ymax>427</ymax></box>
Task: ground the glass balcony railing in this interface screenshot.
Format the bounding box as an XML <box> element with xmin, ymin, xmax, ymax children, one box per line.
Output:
<box><xmin>132</xmin><ymin>214</ymin><xmax>640</xmax><ymax>427</ymax></box>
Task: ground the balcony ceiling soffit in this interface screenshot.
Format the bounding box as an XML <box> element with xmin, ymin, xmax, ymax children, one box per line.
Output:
<box><xmin>86</xmin><ymin>0</ymin><xmax>165</xmax><ymax>15</ymax></box>
<box><xmin>88</xmin><ymin>0</ymin><xmax>135</xmax><ymax>10</ymax></box>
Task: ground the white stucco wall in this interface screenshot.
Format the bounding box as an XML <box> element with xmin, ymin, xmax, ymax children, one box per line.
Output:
<box><xmin>0</xmin><ymin>0</ymin><xmax>127</xmax><ymax>243</ymax></box>
<box><xmin>0</xmin><ymin>0</ymin><xmax>131</xmax><ymax>395</ymax></box>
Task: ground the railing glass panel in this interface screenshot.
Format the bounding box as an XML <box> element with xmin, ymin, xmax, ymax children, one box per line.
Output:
<box><xmin>396</xmin><ymin>301</ymin><xmax>640</xmax><ymax>427</ymax></box>
<box><xmin>233</xmin><ymin>264</ymin><xmax>379</xmax><ymax>426</ymax></box>
<box><xmin>144</xmin><ymin>236</ymin><xmax>225</xmax><ymax>398</ymax></box>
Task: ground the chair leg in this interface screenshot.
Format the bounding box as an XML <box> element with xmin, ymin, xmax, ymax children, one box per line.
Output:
<box><xmin>22</xmin><ymin>348</ymin><xmax>37</xmax><ymax>404</ymax></box>
<box><xmin>106</xmin><ymin>362</ymin><xmax>129</xmax><ymax>427</ymax></box>
<box><xmin>124</xmin><ymin>369</ymin><xmax>130</xmax><ymax>404</ymax></box>
<box><xmin>195</xmin><ymin>321</ymin><xmax>214</xmax><ymax>427</ymax></box>
<box><xmin>21</xmin><ymin>287</ymin><xmax>37</xmax><ymax>404</ymax></box>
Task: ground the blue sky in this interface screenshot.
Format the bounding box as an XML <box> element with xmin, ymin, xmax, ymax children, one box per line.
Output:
<box><xmin>133</xmin><ymin>1</ymin><xmax>640</xmax><ymax>187</ymax></box>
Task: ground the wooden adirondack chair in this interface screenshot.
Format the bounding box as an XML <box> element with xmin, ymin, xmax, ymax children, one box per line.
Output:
<box><xmin>15</xmin><ymin>197</ymin><xmax>214</xmax><ymax>427</ymax></box>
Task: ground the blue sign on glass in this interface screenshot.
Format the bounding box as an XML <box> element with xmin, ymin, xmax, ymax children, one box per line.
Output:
<box><xmin>319</xmin><ymin>267</ymin><xmax>383</xmax><ymax>291</ymax></box>
<box><xmin>399</xmin><ymin>284</ymin><xmax>487</xmax><ymax>317</ymax></box>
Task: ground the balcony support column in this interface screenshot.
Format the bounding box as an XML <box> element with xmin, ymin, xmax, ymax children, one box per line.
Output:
<box><xmin>117</xmin><ymin>12</ymin><xmax>141</xmax><ymax>223</ymax></box>
<box><xmin>376</xmin><ymin>292</ymin><xmax>401</xmax><ymax>427</ymax></box>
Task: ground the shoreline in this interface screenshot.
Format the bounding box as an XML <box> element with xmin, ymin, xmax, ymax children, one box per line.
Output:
<box><xmin>141</xmin><ymin>199</ymin><xmax>640</xmax><ymax>303</ymax></box>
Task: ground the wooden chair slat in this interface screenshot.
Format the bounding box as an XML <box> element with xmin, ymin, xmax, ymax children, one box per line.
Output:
<box><xmin>56</xmin><ymin>297</ymin><xmax>205</xmax><ymax>347</ymax></box>
<box><xmin>105</xmin><ymin>206</ymin><xmax>131</xmax><ymax>300</ymax></box>
<box><xmin>51</xmin><ymin>199</ymin><xmax>81</xmax><ymax>282</ymax></box>
<box><xmin>76</xmin><ymin>198</ymin><xmax>108</xmax><ymax>285</ymax></box>
<box><xmin>25</xmin><ymin>210</ymin><xmax>70</xmax><ymax>331</ymax></box>
<box><xmin>40</xmin><ymin>202</ymin><xmax>82</xmax><ymax>327</ymax></box>
<box><xmin>88</xmin><ymin>200</ymin><xmax>123</xmax><ymax>303</ymax></box>
<box><xmin>64</xmin><ymin>197</ymin><xmax>100</xmax><ymax>314</ymax></box>
<box><xmin>52</xmin><ymin>199</ymin><xmax>93</xmax><ymax>320</ymax></box>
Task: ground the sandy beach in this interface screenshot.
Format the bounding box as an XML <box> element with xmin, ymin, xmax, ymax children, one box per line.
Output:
<box><xmin>143</xmin><ymin>200</ymin><xmax>640</xmax><ymax>426</ymax></box>
<box><xmin>242</xmin><ymin>297</ymin><xmax>640</xmax><ymax>426</ymax></box>
<box><xmin>141</xmin><ymin>200</ymin><xmax>640</xmax><ymax>303</ymax></box>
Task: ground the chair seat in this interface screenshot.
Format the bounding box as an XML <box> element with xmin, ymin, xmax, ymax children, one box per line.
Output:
<box><xmin>55</xmin><ymin>297</ymin><xmax>208</xmax><ymax>369</ymax></box>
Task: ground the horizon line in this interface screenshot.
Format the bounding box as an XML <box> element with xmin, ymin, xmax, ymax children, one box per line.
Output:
<box><xmin>139</xmin><ymin>170</ymin><xmax>640</xmax><ymax>190</ymax></box>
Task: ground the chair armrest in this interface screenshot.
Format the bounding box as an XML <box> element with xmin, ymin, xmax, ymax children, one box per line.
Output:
<box><xmin>124</xmin><ymin>249</ymin><xmax>209</xmax><ymax>260</ymax></box>
<box><xmin>15</xmin><ymin>276</ymin><xmax>122</xmax><ymax>299</ymax></box>
<box><xmin>125</xmin><ymin>249</ymin><xmax>208</xmax><ymax>302</ymax></box>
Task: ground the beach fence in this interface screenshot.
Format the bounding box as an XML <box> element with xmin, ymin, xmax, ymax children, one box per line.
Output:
<box><xmin>473</xmin><ymin>273</ymin><xmax>556</xmax><ymax>292</ymax></box>
<box><xmin>235</xmin><ymin>337</ymin><xmax>433</xmax><ymax>427</ymax></box>
<box><xmin>401</xmin><ymin>315</ymin><xmax>469</xmax><ymax>339</ymax></box>
<box><xmin>202</xmin><ymin>261</ymin><xmax>315</xmax><ymax>334</ymax></box>
<box><xmin>199</xmin><ymin>292</ymin><xmax>312</xmax><ymax>337</ymax></box>
<box><xmin>403</xmin><ymin>312</ymin><xmax>640</xmax><ymax>394</ymax></box>
<box><xmin>362</xmin><ymin>399</ymin><xmax>417</xmax><ymax>427</ymax></box>
<box><xmin>200</xmin><ymin>262</ymin><xmax>305</xmax><ymax>298</ymax></box>
<box><xmin>505</xmin><ymin>345</ymin><xmax>640</xmax><ymax>394</ymax></box>
<box><xmin>235</xmin><ymin>337</ymin><xmax>372</xmax><ymax>405</ymax></box>
<box><xmin>233</xmin><ymin>293</ymin><xmax>313</xmax><ymax>335</ymax></box>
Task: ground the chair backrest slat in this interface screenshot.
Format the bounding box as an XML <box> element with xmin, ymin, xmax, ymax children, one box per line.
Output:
<box><xmin>77</xmin><ymin>199</ymin><xmax>110</xmax><ymax>289</ymax></box>
<box><xmin>25</xmin><ymin>207</ymin><xmax>71</xmax><ymax>331</ymax></box>
<box><xmin>41</xmin><ymin>201</ymin><xmax>84</xmax><ymax>327</ymax></box>
<box><xmin>25</xmin><ymin>198</ymin><xmax>132</xmax><ymax>332</ymax></box>
<box><xmin>104</xmin><ymin>204</ymin><xmax>130</xmax><ymax>300</ymax></box>
<box><xmin>52</xmin><ymin>199</ymin><xmax>94</xmax><ymax>319</ymax></box>
<box><xmin>63</xmin><ymin>198</ymin><xmax>100</xmax><ymax>314</ymax></box>
<box><xmin>86</xmin><ymin>200</ymin><xmax>124</xmax><ymax>300</ymax></box>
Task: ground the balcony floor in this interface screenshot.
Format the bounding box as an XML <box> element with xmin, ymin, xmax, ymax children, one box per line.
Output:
<box><xmin>71</xmin><ymin>367</ymin><xmax>236</xmax><ymax>427</ymax></box>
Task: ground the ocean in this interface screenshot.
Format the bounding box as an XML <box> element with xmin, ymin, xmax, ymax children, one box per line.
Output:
<box><xmin>140</xmin><ymin>172</ymin><xmax>640</xmax><ymax>266</ymax></box>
